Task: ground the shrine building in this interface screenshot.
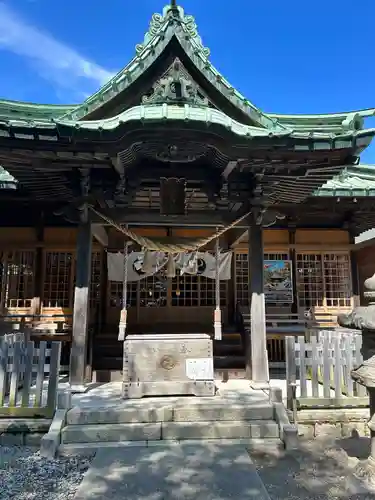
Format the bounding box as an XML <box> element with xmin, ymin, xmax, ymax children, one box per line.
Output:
<box><xmin>0</xmin><ymin>2</ymin><xmax>375</xmax><ymax>388</ymax></box>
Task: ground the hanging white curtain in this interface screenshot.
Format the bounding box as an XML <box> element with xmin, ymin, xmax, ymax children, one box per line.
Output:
<box><xmin>107</xmin><ymin>251</ymin><xmax>233</xmax><ymax>282</ymax></box>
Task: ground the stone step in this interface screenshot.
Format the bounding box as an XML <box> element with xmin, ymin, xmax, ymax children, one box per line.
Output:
<box><xmin>61</xmin><ymin>420</ymin><xmax>279</xmax><ymax>444</ymax></box>
<box><xmin>59</xmin><ymin>437</ymin><xmax>283</xmax><ymax>456</ymax></box>
<box><xmin>67</xmin><ymin>403</ymin><xmax>274</xmax><ymax>425</ymax></box>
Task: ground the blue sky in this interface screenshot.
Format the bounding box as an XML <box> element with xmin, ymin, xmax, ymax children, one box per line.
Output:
<box><xmin>0</xmin><ymin>0</ymin><xmax>374</xmax><ymax>162</ymax></box>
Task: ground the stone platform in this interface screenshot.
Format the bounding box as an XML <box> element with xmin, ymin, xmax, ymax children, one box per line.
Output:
<box><xmin>52</xmin><ymin>380</ymin><xmax>297</xmax><ymax>455</ymax></box>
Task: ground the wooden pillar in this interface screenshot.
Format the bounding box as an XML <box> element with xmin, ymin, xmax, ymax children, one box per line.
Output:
<box><xmin>69</xmin><ymin>215</ymin><xmax>92</xmax><ymax>392</ymax></box>
<box><xmin>99</xmin><ymin>248</ymin><xmax>108</xmax><ymax>330</ymax></box>
<box><xmin>349</xmin><ymin>232</ymin><xmax>360</xmax><ymax>307</ymax></box>
<box><xmin>248</xmin><ymin>213</ymin><xmax>269</xmax><ymax>388</ymax></box>
<box><xmin>32</xmin><ymin>212</ymin><xmax>44</xmax><ymax>316</ymax></box>
<box><xmin>288</xmin><ymin>226</ymin><xmax>298</xmax><ymax>314</ymax></box>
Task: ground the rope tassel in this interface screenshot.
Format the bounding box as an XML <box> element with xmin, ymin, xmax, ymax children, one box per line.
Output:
<box><xmin>214</xmin><ymin>307</ymin><xmax>222</xmax><ymax>341</ymax></box>
<box><xmin>118</xmin><ymin>239</ymin><xmax>130</xmax><ymax>341</ymax></box>
<box><xmin>214</xmin><ymin>233</ymin><xmax>222</xmax><ymax>340</ymax></box>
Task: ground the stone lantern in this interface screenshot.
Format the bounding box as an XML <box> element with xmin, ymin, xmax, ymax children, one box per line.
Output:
<box><xmin>338</xmin><ymin>272</ymin><xmax>375</xmax><ymax>485</ymax></box>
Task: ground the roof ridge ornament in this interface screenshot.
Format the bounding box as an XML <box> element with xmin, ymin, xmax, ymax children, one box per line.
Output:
<box><xmin>135</xmin><ymin>4</ymin><xmax>210</xmax><ymax>58</ymax></box>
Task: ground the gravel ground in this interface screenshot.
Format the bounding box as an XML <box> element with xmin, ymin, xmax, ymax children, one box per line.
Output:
<box><xmin>0</xmin><ymin>446</ymin><xmax>94</xmax><ymax>500</ymax></box>
<box><xmin>250</xmin><ymin>437</ymin><xmax>375</xmax><ymax>500</ymax></box>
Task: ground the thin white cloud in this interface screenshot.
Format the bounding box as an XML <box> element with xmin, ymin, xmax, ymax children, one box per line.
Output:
<box><xmin>0</xmin><ymin>2</ymin><xmax>115</xmax><ymax>98</ymax></box>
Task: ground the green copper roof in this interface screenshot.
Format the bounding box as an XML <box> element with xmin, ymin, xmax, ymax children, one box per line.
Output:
<box><xmin>314</xmin><ymin>164</ymin><xmax>375</xmax><ymax>196</ymax></box>
<box><xmin>0</xmin><ymin>99</ymin><xmax>78</xmax><ymax>121</ymax></box>
<box><xmin>0</xmin><ymin>2</ymin><xmax>373</xmax><ymax>140</ymax></box>
<box><xmin>0</xmin><ymin>104</ymin><xmax>374</xmax><ymax>155</ymax></box>
<box><xmin>60</xmin><ymin>4</ymin><xmax>278</xmax><ymax>128</ymax></box>
<box><xmin>267</xmin><ymin>109</ymin><xmax>375</xmax><ymax>135</ymax></box>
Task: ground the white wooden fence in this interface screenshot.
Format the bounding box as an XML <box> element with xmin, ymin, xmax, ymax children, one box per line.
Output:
<box><xmin>0</xmin><ymin>334</ymin><xmax>61</xmax><ymax>418</ymax></box>
<box><xmin>286</xmin><ymin>330</ymin><xmax>369</xmax><ymax>410</ymax></box>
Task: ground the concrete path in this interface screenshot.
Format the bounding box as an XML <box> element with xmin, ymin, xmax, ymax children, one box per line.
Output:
<box><xmin>73</xmin><ymin>443</ymin><xmax>270</xmax><ymax>500</ymax></box>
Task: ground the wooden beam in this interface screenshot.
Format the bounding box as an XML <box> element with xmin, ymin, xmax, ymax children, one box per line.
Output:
<box><xmin>92</xmin><ymin>224</ymin><xmax>108</xmax><ymax>247</ymax></box>
<box><xmin>89</xmin><ymin>208</ymin><xmax>229</xmax><ymax>227</ymax></box>
<box><xmin>229</xmin><ymin>230</ymin><xmax>248</xmax><ymax>248</ymax></box>
<box><xmin>111</xmin><ymin>155</ymin><xmax>124</xmax><ymax>176</ymax></box>
<box><xmin>222</xmin><ymin>161</ymin><xmax>238</xmax><ymax>180</ymax></box>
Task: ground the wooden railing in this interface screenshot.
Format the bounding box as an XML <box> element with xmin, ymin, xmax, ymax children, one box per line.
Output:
<box><xmin>0</xmin><ymin>335</ymin><xmax>61</xmax><ymax>417</ymax></box>
<box><xmin>238</xmin><ymin>306</ymin><xmax>342</xmax><ymax>367</ymax></box>
<box><xmin>0</xmin><ymin>313</ymin><xmax>73</xmax><ymax>337</ymax></box>
<box><xmin>285</xmin><ymin>331</ymin><xmax>368</xmax><ymax>412</ymax></box>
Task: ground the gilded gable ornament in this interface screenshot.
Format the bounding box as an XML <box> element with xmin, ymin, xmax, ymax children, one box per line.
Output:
<box><xmin>142</xmin><ymin>58</ymin><xmax>208</xmax><ymax>106</ymax></box>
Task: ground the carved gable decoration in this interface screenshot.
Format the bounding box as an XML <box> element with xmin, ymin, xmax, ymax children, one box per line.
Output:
<box><xmin>142</xmin><ymin>58</ymin><xmax>209</xmax><ymax>107</ymax></box>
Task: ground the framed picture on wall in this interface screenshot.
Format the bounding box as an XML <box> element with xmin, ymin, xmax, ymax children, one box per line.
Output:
<box><xmin>264</xmin><ymin>260</ymin><xmax>293</xmax><ymax>303</ymax></box>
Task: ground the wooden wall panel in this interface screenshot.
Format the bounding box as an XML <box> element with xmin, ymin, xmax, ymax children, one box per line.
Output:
<box><xmin>235</xmin><ymin>229</ymin><xmax>289</xmax><ymax>252</ymax></box>
<box><xmin>295</xmin><ymin>229</ymin><xmax>350</xmax><ymax>245</ymax></box>
<box><xmin>0</xmin><ymin>228</ymin><xmax>36</xmax><ymax>245</ymax></box>
<box><xmin>172</xmin><ymin>229</ymin><xmax>213</xmax><ymax>238</ymax></box>
<box><xmin>263</xmin><ymin>230</ymin><xmax>289</xmax><ymax>245</ymax></box>
<box><xmin>44</xmin><ymin>228</ymin><xmax>77</xmax><ymax>245</ymax></box>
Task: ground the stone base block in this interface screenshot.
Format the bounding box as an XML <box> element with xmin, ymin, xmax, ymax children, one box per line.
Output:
<box><xmin>123</xmin><ymin>334</ymin><xmax>215</xmax><ymax>399</ymax></box>
<box><xmin>172</xmin><ymin>404</ymin><xmax>273</xmax><ymax>422</ymax></box>
<box><xmin>161</xmin><ymin>420</ymin><xmax>279</xmax><ymax>441</ymax></box>
<box><xmin>61</xmin><ymin>422</ymin><xmax>162</xmax><ymax>444</ymax></box>
<box><xmin>123</xmin><ymin>380</ymin><xmax>215</xmax><ymax>399</ymax></box>
<box><xmin>40</xmin><ymin>409</ymin><xmax>67</xmax><ymax>459</ymax></box>
<box><xmin>67</xmin><ymin>405</ymin><xmax>174</xmax><ymax>426</ymax></box>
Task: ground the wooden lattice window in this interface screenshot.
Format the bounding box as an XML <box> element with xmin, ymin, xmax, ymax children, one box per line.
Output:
<box><xmin>171</xmin><ymin>271</ymin><xmax>226</xmax><ymax>306</ymax></box>
<box><xmin>323</xmin><ymin>253</ymin><xmax>351</xmax><ymax>307</ymax></box>
<box><xmin>264</xmin><ymin>253</ymin><xmax>289</xmax><ymax>262</ymax></box>
<box><xmin>4</xmin><ymin>251</ymin><xmax>35</xmax><ymax>308</ymax></box>
<box><xmin>109</xmin><ymin>281</ymin><xmax>137</xmax><ymax>308</ymax></box>
<box><xmin>235</xmin><ymin>253</ymin><xmax>248</xmax><ymax>306</ymax></box>
<box><xmin>43</xmin><ymin>252</ymin><xmax>74</xmax><ymax>308</ymax></box>
<box><xmin>296</xmin><ymin>254</ymin><xmax>324</xmax><ymax>309</ymax></box>
<box><xmin>296</xmin><ymin>252</ymin><xmax>352</xmax><ymax>309</ymax></box>
<box><xmin>139</xmin><ymin>275</ymin><xmax>167</xmax><ymax>307</ymax></box>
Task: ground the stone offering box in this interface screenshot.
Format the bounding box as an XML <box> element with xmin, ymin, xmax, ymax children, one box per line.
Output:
<box><xmin>122</xmin><ymin>334</ymin><xmax>215</xmax><ymax>398</ymax></box>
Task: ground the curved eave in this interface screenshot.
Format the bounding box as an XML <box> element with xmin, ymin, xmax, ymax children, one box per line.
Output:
<box><xmin>1</xmin><ymin>105</ymin><xmax>374</xmax><ymax>152</ymax></box>
<box><xmin>267</xmin><ymin>108</ymin><xmax>375</xmax><ymax>134</ymax></box>
<box><xmin>62</xmin><ymin>13</ymin><xmax>278</xmax><ymax>130</ymax></box>
<box><xmin>0</xmin><ymin>99</ymin><xmax>78</xmax><ymax>121</ymax></box>
<box><xmin>0</xmin><ymin>166</ymin><xmax>17</xmax><ymax>190</ymax></box>
<box><xmin>314</xmin><ymin>187</ymin><xmax>375</xmax><ymax>197</ymax></box>
<box><xmin>0</xmin><ymin>181</ymin><xmax>17</xmax><ymax>190</ymax></box>
<box><xmin>268</xmin><ymin>108</ymin><xmax>375</xmax><ymax>121</ymax></box>
<box><xmin>314</xmin><ymin>164</ymin><xmax>375</xmax><ymax>197</ymax></box>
